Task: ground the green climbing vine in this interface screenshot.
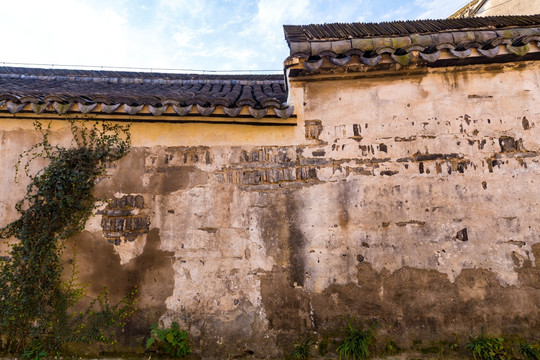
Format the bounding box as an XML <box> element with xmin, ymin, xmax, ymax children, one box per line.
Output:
<box><xmin>0</xmin><ymin>120</ymin><xmax>135</xmax><ymax>355</ymax></box>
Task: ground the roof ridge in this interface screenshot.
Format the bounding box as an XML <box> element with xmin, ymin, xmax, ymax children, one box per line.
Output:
<box><xmin>294</xmin><ymin>14</ymin><xmax>540</xmax><ymax>28</ymax></box>
<box><xmin>0</xmin><ymin>72</ymin><xmax>285</xmax><ymax>87</ymax></box>
<box><xmin>0</xmin><ymin>66</ymin><xmax>285</xmax><ymax>84</ymax></box>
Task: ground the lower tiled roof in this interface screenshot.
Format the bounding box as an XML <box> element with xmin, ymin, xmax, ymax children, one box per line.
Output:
<box><xmin>0</xmin><ymin>67</ymin><xmax>293</xmax><ymax>119</ymax></box>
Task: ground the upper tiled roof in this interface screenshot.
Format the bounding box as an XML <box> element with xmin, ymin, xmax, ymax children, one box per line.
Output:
<box><xmin>284</xmin><ymin>15</ymin><xmax>540</xmax><ymax>71</ymax></box>
<box><xmin>0</xmin><ymin>67</ymin><xmax>293</xmax><ymax>119</ymax></box>
<box><xmin>284</xmin><ymin>15</ymin><xmax>540</xmax><ymax>42</ymax></box>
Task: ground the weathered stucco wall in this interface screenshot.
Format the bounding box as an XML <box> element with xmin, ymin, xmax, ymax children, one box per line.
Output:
<box><xmin>476</xmin><ymin>0</ymin><xmax>540</xmax><ymax>16</ymax></box>
<box><xmin>1</xmin><ymin>60</ymin><xmax>540</xmax><ymax>358</ymax></box>
<box><xmin>283</xmin><ymin>60</ymin><xmax>540</xmax><ymax>346</ymax></box>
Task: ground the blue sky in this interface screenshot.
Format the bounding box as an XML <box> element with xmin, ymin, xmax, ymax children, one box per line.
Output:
<box><xmin>1</xmin><ymin>0</ymin><xmax>470</xmax><ymax>73</ymax></box>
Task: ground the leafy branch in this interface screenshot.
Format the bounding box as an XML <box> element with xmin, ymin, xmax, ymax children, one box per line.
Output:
<box><xmin>0</xmin><ymin>120</ymin><xmax>134</xmax><ymax>355</ymax></box>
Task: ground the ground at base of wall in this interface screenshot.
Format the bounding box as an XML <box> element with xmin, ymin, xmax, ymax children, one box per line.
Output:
<box><xmin>299</xmin><ymin>352</ymin><xmax>465</xmax><ymax>360</ymax></box>
<box><xmin>8</xmin><ymin>351</ymin><xmax>467</xmax><ymax>360</ymax></box>
<box><xmin>0</xmin><ymin>356</ymin><xmax>466</xmax><ymax>360</ymax></box>
<box><xmin>372</xmin><ymin>355</ymin><xmax>461</xmax><ymax>360</ymax></box>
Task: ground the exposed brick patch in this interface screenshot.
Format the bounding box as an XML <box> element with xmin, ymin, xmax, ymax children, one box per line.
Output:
<box><xmin>241</xmin><ymin>147</ymin><xmax>293</xmax><ymax>164</ymax></box>
<box><xmin>305</xmin><ymin>119</ymin><xmax>323</xmax><ymax>140</ymax></box>
<box><xmin>224</xmin><ymin>166</ymin><xmax>318</xmax><ymax>185</ymax></box>
<box><xmin>98</xmin><ymin>195</ymin><xmax>150</xmax><ymax>245</ymax></box>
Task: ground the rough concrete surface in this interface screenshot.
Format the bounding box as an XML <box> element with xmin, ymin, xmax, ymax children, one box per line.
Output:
<box><xmin>0</xmin><ymin>61</ymin><xmax>539</xmax><ymax>358</ymax></box>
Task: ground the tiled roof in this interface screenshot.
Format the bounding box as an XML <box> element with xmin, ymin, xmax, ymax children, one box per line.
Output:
<box><xmin>284</xmin><ymin>16</ymin><xmax>540</xmax><ymax>41</ymax></box>
<box><xmin>0</xmin><ymin>67</ymin><xmax>293</xmax><ymax>119</ymax></box>
<box><xmin>284</xmin><ymin>15</ymin><xmax>540</xmax><ymax>71</ymax></box>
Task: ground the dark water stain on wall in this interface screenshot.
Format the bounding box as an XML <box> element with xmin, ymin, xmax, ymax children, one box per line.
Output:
<box><xmin>257</xmin><ymin>190</ymin><xmax>313</xmax><ymax>350</ymax></box>
<box><xmin>94</xmin><ymin>148</ymin><xmax>208</xmax><ymax>197</ymax></box>
<box><xmin>256</xmin><ymin>191</ymin><xmax>306</xmax><ymax>287</ymax></box>
<box><xmin>308</xmin><ymin>244</ymin><xmax>540</xmax><ymax>346</ymax></box>
<box><xmin>337</xmin><ymin>182</ymin><xmax>351</xmax><ymax>230</ymax></box>
<box><xmin>149</xmin><ymin>166</ymin><xmax>208</xmax><ymax>195</ymax></box>
<box><xmin>94</xmin><ymin>148</ymin><xmax>147</xmax><ymax>198</ymax></box>
<box><xmin>285</xmin><ymin>194</ymin><xmax>306</xmax><ymax>287</ymax></box>
<box><xmin>260</xmin><ymin>270</ymin><xmax>312</xmax><ymax>352</ymax></box>
<box><xmin>64</xmin><ymin>228</ymin><xmax>175</xmax><ymax>346</ymax></box>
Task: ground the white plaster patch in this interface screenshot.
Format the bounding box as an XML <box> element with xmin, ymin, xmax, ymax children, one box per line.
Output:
<box><xmin>85</xmin><ymin>201</ymin><xmax>107</xmax><ymax>232</ymax></box>
<box><xmin>112</xmin><ymin>233</ymin><xmax>147</xmax><ymax>265</ymax></box>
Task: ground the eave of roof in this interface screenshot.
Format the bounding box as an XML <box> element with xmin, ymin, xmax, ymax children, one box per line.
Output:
<box><xmin>0</xmin><ymin>67</ymin><xmax>295</xmax><ymax>121</ymax></box>
<box><xmin>284</xmin><ymin>15</ymin><xmax>540</xmax><ymax>73</ymax></box>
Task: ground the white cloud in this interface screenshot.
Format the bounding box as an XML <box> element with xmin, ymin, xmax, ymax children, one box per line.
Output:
<box><xmin>380</xmin><ymin>6</ymin><xmax>412</xmax><ymax>20</ymax></box>
<box><xmin>173</xmin><ymin>31</ymin><xmax>195</xmax><ymax>48</ymax></box>
<box><xmin>414</xmin><ymin>0</ymin><xmax>468</xmax><ymax>18</ymax></box>
<box><xmin>0</xmin><ymin>0</ymin><xmax>479</xmax><ymax>72</ymax></box>
<box><xmin>157</xmin><ymin>0</ymin><xmax>206</xmax><ymax>16</ymax></box>
<box><xmin>240</xmin><ymin>0</ymin><xmax>310</xmax><ymax>40</ymax></box>
<box><xmin>0</xmin><ymin>0</ymin><xmax>146</xmax><ymax>67</ymax></box>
